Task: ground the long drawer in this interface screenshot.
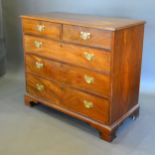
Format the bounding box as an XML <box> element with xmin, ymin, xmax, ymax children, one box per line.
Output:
<box><xmin>26</xmin><ymin>74</ymin><xmax>109</xmax><ymax>124</ymax></box>
<box><xmin>24</xmin><ymin>35</ymin><xmax>111</xmax><ymax>73</ymax></box>
<box><xmin>26</xmin><ymin>54</ymin><xmax>110</xmax><ymax>97</ymax></box>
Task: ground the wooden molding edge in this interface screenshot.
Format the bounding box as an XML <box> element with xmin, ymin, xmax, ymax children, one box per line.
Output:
<box><xmin>24</xmin><ymin>94</ymin><xmax>139</xmax><ymax>132</ymax></box>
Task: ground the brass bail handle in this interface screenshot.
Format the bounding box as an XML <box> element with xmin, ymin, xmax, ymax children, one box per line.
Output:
<box><xmin>36</xmin><ymin>24</ymin><xmax>45</xmax><ymax>32</ymax></box>
<box><xmin>83</xmin><ymin>100</ymin><xmax>94</xmax><ymax>109</ymax></box>
<box><xmin>35</xmin><ymin>61</ymin><xmax>44</xmax><ymax>69</ymax></box>
<box><xmin>34</xmin><ymin>41</ymin><xmax>42</xmax><ymax>48</ymax></box>
<box><xmin>83</xmin><ymin>52</ymin><xmax>94</xmax><ymax>61</ymax></box>
<box><xmin>36</xmin><ymin>83</ymin><xmax>44</xmax><ymax>92</ymax></box>
<box><xmin>84</xmin><ymin>75</ymin><xmax>94</xmax><ymax>84</ymax></box>
<box><xmin>80</xmin><ymin>31</ymin><xmax>91</xmax><ymax>40</ymax></box>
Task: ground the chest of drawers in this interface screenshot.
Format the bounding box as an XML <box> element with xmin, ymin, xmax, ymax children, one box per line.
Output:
<box><xmin>21</xmin><ymin>12</ymin><xmax>145</xmax><ymax>142</ymax></box>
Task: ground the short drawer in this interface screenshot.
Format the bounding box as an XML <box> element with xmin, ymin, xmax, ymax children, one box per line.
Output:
<box><xmin>26</xmin><ymin>74</ymin><xmax>109</xmax><ymax>124</ymax></box>
<box><xmin>26</xmin><ymin>54</ymin><xmax>110</xmax><ymax>97</ymax></box>
<box><xmin>63</xmin><ymin>25</ymin><xmax>112</xmax><ymax>49</ymax></box>
<box><xmin>24</xmin><ymin>35</ymin><xmax>111</xmax><ymax>73</ymax></box>
<box><xmin>22</xmin><ymin>19</ymin><xmax>61</xmax><ymax>39</ymax></box>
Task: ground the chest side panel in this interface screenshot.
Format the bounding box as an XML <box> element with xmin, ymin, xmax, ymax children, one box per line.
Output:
<box><xmin>110</xmin><ymin>24</ymin><xmax>144</xmax><ymax>124</ymax></box>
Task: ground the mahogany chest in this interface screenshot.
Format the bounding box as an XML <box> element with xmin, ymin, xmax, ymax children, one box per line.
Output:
<box><xmin>21</xmin><ymin>12</ymin><xmax>145</xmax><ymax>142</ymax></box>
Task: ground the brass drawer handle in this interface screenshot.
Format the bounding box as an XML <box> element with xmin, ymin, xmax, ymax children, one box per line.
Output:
<box><xmin>36</xmin><ymin>24</ymin><xmax>45</xmax><ymax>32</ymax></box>
<box><xmin>36</xmin><ymin>83</ymin><xmax>44</xmax><ymax>92</ymax></box>
<box><xmin>34</xmin><ymin>41</ymin><xmax>42</xmax><ymax>48</ymax></box>
<box><xmin>35</xmin><ymin>61</ymin><xmax>44</xmax><ymax>69</ymax></box>
<box><xmin>83</xmin><ymin>100</ymin><xmax>94</xmax><ymax>109</ymax></box>
<box><xmin>80</xmin><ymin>31</ymin><xmax>91</xmax><ymax>40</ymax></box>
<box><xmin>84</xmin><ymin>75</ymin><xmax>94</xmax><ymax>84</ymax></box>
<box><xmin>83</xmin><ymin>52</ymin><xmax>94</xmax><ymax>61</ymax></box>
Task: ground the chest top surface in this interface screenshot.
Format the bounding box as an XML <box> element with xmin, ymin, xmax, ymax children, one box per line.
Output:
<box><xmin>21</xmin><ymin>12</ymin><xmax>145</xmax><ymax>31</ymax></box>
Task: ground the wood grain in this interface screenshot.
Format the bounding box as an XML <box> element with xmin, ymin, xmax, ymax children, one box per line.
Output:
<box><xmin>25</xmin><ymin>94</ymin><xmax>140</xmax><ymax>142</ymax></box>
<box><xmin>21</xmin><ymin>12</ymin><xmax>145</xmax><ymax>31</ymax></box>
<box><xmin>24</xmin><ymin>35</ymin><xmax>111</xmax><ymax>73</ymax></box>
<box><xmin>26</xmin><ymin>73</ymin><xmax>109</xmax><ymax>124</ymax></box>
<box><xmin>22</xmin><ymin>18</ymin><xmax>61</xmax><ymax>40</ymax></box>
<box><xmin>63</xmin><ymin>25</ymin><xmax>112</xmax><ymax>49</ymax></box>
<box><xmin>26</xmin><ymin>54</ymin><xmax>110</xmax><ymax>98</ymax></box>
<box><xmin>110</xmin><ymin>24</ymin><xmax>144</xmax><ymax>123</ymax></box>
<box><xmin>22</xmin><ymin>12</ymin><xmax>145</xmax><ymax>142</ymax></box>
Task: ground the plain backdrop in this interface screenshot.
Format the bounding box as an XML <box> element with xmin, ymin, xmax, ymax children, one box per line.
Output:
<box><xmin>0</xmin><ymin>0</ymin><xmax>5</xmax><ymax>76</ymax></box>
<box><xmin>1</xmin><ymin>0</ymin><xmax>155</xmax><ymax>94</ymax></box>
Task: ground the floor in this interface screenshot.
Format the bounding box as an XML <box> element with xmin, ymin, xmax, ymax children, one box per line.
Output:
<box><xmin>0</xmin><ymin>71</ymin><xmax>155</xmax><ymax>155</ymax></box>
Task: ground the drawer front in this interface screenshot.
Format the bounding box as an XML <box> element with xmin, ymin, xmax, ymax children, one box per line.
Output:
<box><xmin>22</xmin><ymin>19</ymin><xmax>61</xmax><ymax>39</ymax></box>
<box><xmin>26</xmin><ymin>74</ymin><xmax>109</xmax><ymax>124</ymax></box>
<box><xmin>26</xmin><ymin>54</ymin><xmax>110</xmax><ymax>97</ymax></box>
<box><xmin>26</xmin><ymin>74</ymin><xmax>61</xmax><ymax>105</ymax></box>
<box><xmin>63</xmin><ymin>25</ymin><xmax>112</xmax><ymax>49</ymax></box>
<box><xmin>24</xmin><ymin>35</ymin><xmax>111</xmax><ymax>73</ymax></box>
